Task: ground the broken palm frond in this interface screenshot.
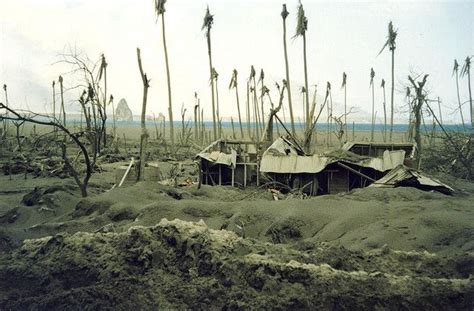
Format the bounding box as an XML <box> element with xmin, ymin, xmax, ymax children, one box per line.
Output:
<box><xmin>154</xmin><ymin>0</ymin><xmax>166</xmax><ymax>16</ymax></box>
<box><xmin>378</xmin><ymin>21</ymin><xmax>397</xmax><ymax>55</ymax></box>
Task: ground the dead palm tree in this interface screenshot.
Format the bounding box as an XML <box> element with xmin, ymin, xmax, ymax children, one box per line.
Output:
<box><xmin>406</xmin><ymin>86</ymin><xmax>413</xmax><ymax>141</ymax></box>
<box><xmin>295</xmin><ymin>1</ymin><xmax>310</xmax><ymax>130</ymax></box>
<box><xmin>408</xmin><ymin>74</ymin><xmax>429</xmax><ymax>169</ymax></box>
<box><xmin>341</xmin><ymin>72</ymin><xmax>347</xmax><ymax>141</ymax></box>
<box><xmin>453</xmin><ymin>59</ymin><xmax>466</xmax><ymax>131</ymax></box>
<box><xmin>258</xmin><ymin>69</ymin><xmax>266</xmax><ymax>128</ymax></box>
<box><xmin>370</xmin><ymin>68</ymin><xmax>375</xmax><ymax>142</ymax></box>
<box><xmin>202</xmin><ymin>6</ymin><xmax>217</xmax><ymax>140</ymax></box>
<box><xmin>154</xmin><ymin>0</ymin><xmax>174</xmax><ymax>145</ymax></box>
<box><xmin>460</xmin><ymin>56</ymin><xmax>473</xmax><ymax>130</ymax></box>
<box><xmin>381</xmin><ymin>79</ymin><xmax>387</xmax><ymax>141</ymax></box>
<box><xmin>249</xmin><ymin>65</ymin><xmax>260</xmax><ymax>141</ymax></box>
<box><xmin>281</xmin><ymin>4</ymin><xmax>296</xmax><ymax>136</ymax></box>
<box><xmin>229</xmin><ymin>69</ymin><xmax>244</xmax><ymax>138</ymax></box>
<box><xmin>379</xmin><ymin>21</ymin><xmax>397</xmax><ymax>141</ymax></box>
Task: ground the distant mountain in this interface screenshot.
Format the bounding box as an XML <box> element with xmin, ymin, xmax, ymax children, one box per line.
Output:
<box><xmin>116</xmin><ymin>98</ymin><xmax>133</xmax><ymax>121</ymax></box>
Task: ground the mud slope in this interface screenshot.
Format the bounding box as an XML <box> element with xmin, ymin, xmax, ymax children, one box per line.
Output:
<box><xmin>0</xmin><ymin>219</ymin><xmax>472</xmax><ymax>310</ymax></box>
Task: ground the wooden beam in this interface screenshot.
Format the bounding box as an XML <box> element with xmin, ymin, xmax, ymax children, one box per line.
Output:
<box><xmin>336</xmin><ymin>162</ymin><xmax>376</xmax><ymax>182</ymax></box>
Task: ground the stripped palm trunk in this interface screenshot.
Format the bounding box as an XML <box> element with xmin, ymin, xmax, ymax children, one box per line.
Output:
<box><xmin>202</xmin><ymin>7</ymin><xmax>217</xmax><ymax>141</ymax></box>
<box><xmin>58</xmin><ymin>75</ymin><xmax>66</xmax><ymax>128</ymax></box>
<box><xmin>378</xmin><ymin>21</ymin><xmax>397</xmax><ymax>141</ymax></box>
<box><xmin>460</xmin><ymin>56</ymin><xmax>473</xmax><ymax>131</ymax></box>
<box><xmin>370</xmin><ymin>68</ymin><xmax>375</xmax><ymax>142</ymax></box>
<box><xmin>342</xmin><ymin>72</ymin><xmax>347</xmax><ymax>141</ymax></box>
<box><xmin>2</xmin><ymin>84</ymin><xmax>9</xmax><ymax>138</ymax></box>
<box><xmin>213</xmin><ymin>68</ymin><xmax>221</xmax><ymax>138</ymax></box>
<box><xmin>154</xmin><ymin>0</ymin><xmax>175</xmax><ymax>145</ymax></box>
<box><xmin>229</xmin><ymin>69</ymin><xmax>244</xmax><ymax>138</ymax></box>
<box><xmin>258</xmin><ymin>69</ymin><xmax>266</xmax><ymax>131</ymax></box>
<box><xmin>136</xmin><ymin>48</ymin><xmax>150</xmax><ymax>181</ymax></box>
<box><xmin>381</xmin><ymin>79</ymin><xmax>387</xmax><ymax>142</ymax></box>
<box><xmin>295</xmin><ymin>2</ymin><xmax>310</xmax><ymax>130</ymax></box>
<box><xmin>246</xmin><ymin>80</ymin><xmax>251</xmax><ymax>139</ymax></box>
<box><xmin>408</xmin><ymin>75</ymin><xmax>429</xmax><ymax>169</ymax></box>
<box><xmin>281</xmin><ymin>4</ymin><xmax>296</xmax><ymax>136</ymax></box>
<box><xmin>453</xmin><ymin>60</ymin><xmax>466</xmax><ymax>131</ymax></box>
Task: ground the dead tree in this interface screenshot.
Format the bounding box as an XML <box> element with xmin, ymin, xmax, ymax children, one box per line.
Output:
<box><xmin>56</xmin><ymin>48</ymin><xmax>111</xmax><ymax>154</ymax></box>
<box><xmin>0</xmin><ymin>103</ymin><xmax>93</xmax><ymax>197</ymax></box>
<box><xmin>408</xmin><ymin>74</ymin><xmax>429</xmax><ymax>169</ymax></box>
<box><xmin>136</xmin><ymin>48</ymin><xmax>150</xmax><ymax>181</ymax></box>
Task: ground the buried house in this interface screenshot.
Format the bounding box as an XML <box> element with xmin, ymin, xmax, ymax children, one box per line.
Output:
<box><xmin>259</xmin><ymin>137</ymin><xmax>409</xmax><ymax>196</ymax></box>
<box><xmin>196</xmin><ymin>139</ymin><xmax>260</xmax><ymax>187</ymax></box>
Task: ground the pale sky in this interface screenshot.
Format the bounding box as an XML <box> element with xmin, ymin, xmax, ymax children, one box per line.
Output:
<box><xmin>1</xmin><ymin>0</ymin><xmax>473</xmax><ymax>123</ymax></box>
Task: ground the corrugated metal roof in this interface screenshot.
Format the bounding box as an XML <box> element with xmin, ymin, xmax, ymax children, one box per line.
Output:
<box><xmin>260</xmin><ymin>137</ymin><xmax>405</xmax><ymax>174</ymax></box>
<box><xmin>370</xmin><ymin>164</ymin><xmax>454</xmax><ymax>193</ymax></box>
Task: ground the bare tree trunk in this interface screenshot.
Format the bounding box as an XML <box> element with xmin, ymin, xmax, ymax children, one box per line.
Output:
<box><xmin>214</xmin><ymin>73</ymin><xmax>221</xmax><ymax>138</ymax></box>
<box><xmin>58</xmin><ymin>76</ymin><xmax>66</xmax><ymax>127</ymax></box>
<box><xmin>389</xmin><ymin>49</ymin><xmax>395</xmax><ymax>141</ymax></box>
<box><xmin>303</xmin><ymin>34</ymin><xmax>310</xmax><ymax>131</ymax></box>
<box><xmin>246</xmin><ymin>81</ymin><xmax>251</xmax><ymax>139</ymax></box>
<box><xmin>235</xmin><ymin>83</ymin><xmax>244</xmax><ymax>138</ymax></box>
<box><xmin>282</xmin><ymin>6</ymin><xmax>296</xmax><ymax>136</ymax></box>
<box><xmin>383</xmin><ymin>85</ymin><xmax>387</xmax><ymax>142</ymax></box>
<box><xmin>102</xmin><ymin>62</ymin><xmax>108</xmax><ymax>148</ymax></box>
<box><xmin>371</xmin><ymin>82</ymin><xmax>375</xmax><ymax>142</ymax></box>
<box><xmin>136</xmin><ymin>48</ymin><xmax>150</xmax><ymax>181</ymax></box>
<box><xmin>206</xmin><ymin>31</ymin><xmax>217</xmax><ymax>141</ymax></box>
<box><xmin>454</xmin><ymin>69</ymin><xmax>466</xmax><ymax>131</ymax></box>
<box><xmin>194</xmin><ymin>101</ymin><xmax>199</xmax><ymax>141</ymax></box>
<box><xmin>467</xmin><ymin>67</ymin><xmax>473</xmax><ymax>131</ymax></box>
<box><xmin>344</xmin><ymin>84</ymin><xmax>347</xmax><ymax>141</ymax></box>
<box><xmin>231</xmin><ymin>117</ymin><xmax>235</xmax><ymax>139</ymax></box>
<box><xmin>162</xmin><ymin>15</ymin><xmax>174</xmax><ymax>146</ymax></box>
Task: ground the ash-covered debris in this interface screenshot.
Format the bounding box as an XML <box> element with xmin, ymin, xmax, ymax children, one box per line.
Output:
<box><xmin>0</xmin><ymin>219</ymin><xmax>472</xmax><ymax>310</ymax></box>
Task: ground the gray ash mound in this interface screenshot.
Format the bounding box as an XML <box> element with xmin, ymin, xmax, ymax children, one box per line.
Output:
<box><xmin>0</xmin><ymin>219</ymin><xmax>472</xmax><ymax>309</ymax></box>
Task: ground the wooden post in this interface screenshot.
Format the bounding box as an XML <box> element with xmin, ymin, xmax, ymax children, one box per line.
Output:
<box><xmin>231</xmin><ymin>166</ymin><xmax>235</xmax><ymax>187</ymax></box>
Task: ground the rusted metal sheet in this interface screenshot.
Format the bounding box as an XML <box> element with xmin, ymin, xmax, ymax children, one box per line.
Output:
<box><xmin>370</xmin><ymin>164</ymin><xmax>454</xmax><ymax>194</ymax></box>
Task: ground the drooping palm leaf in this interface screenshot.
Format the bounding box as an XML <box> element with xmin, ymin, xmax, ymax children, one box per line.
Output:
<box><xmin>249</xmin><ymin>65</ymin><xmax>256</xmax><ymax>81</ymax></box>
<box><xmin>453</xmin><ymin>59</ymin><xmax>459</xmax><ymax>77</ymax></box>
<box><xmin>154</xmin><ymin>0</ymin><xmax>166</xmax><ymax>16</ymax></box>
<box><xmin>341</xmin><ymin>72</ymin><xmax>347</xmax><ymax>88</ymax></box>
<box><xmin>378</xmin><ymin>21</ymin><xmax>397</xmax><ymax>55</ymax></box>
<box><xmin>370</xmin><ymin>68</ymin><xmax>375</xmax><ymax>86</ymax></box>
<box><xmin>258</xmin><ymin>69</ymin><xmax>265</xmax><ymax>84</ymax></box>
<box><xmin>461</xmin><ymin>56</ymin><xmax>471</xmax><ymax>77</ymax></box>
<box><xmin>295</xmin><ymin>1</ymin><xmax>308</xmax><ymax>37</ymax></box>
<box><xmin>381</xmin><ymin>79</ymin><xmax>385</xmax><ymax>88</ymax></box>
<box><xmin>281</xmin><ymin>4</ymin><xmax>289</xmax><ymax>20</ymax></box>
<box><xmin>202</xmin><ymin>6</ymin><xmax>214</xmax><ymax>34</ymax></box>
<box><xmin>229</xmin><ymin>69</ymin><xmax>238</xmax><ymax>89</ymax></box>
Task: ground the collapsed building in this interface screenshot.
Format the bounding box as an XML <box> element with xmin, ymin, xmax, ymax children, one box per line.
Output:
<box><xmin>259</xmin><ymin>137</ymin><xmax>411</xmax><ymax>195</ymax></box>
<box><xmin>196</xmin><ymin>139</ymin><xmax>260</xmax><ymax>187</ymax></box>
